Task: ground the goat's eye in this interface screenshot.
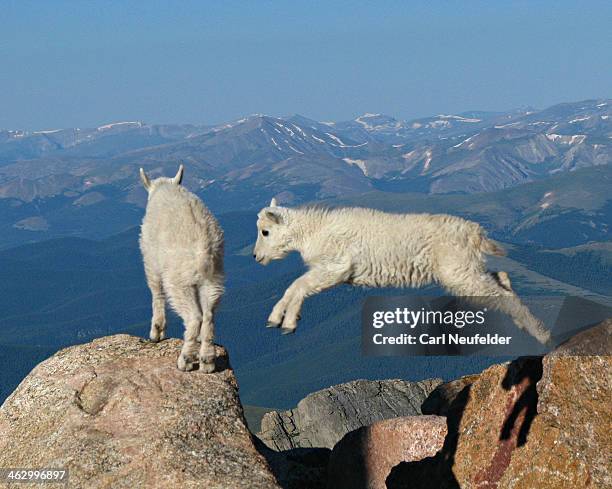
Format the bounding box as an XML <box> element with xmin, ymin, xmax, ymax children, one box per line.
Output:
<box><xmin>262</xmin><ymin>230</ymin><xmax>269</xmax><ymax>237</ymax></box>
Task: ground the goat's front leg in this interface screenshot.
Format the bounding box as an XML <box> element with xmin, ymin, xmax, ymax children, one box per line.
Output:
<box><xmin>271</xmin><ymin>265</ymin><xmax>351</xmax><ymax>334</ymax></box>
<box><xmin>267</xmin><ymin>284</ymin><xmax>298</xmax><ymax>328</ymax></box>
<box><xmin>267</xmin><ymin>271</ymin><xmax>330</xmax><ymax>327</ymax></box>
<box><xmin>146</xmin><ymin>270</ymin><xmax>166</xmax><ymax>342</ymax></box>
<box><xmin>198</xmin><ymin>282</ymin><xmax>223</xmax><ymax>374</ymax></box>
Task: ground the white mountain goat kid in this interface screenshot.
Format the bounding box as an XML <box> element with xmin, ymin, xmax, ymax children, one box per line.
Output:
<box><xmin>253</xmin><ymin>199</ymin><xmax>550</xmax><ymax>343</ymax></box>
<box><xmin>140</xmin><ymin>165</ymin><xmax>224</xmax><ymax>372</ymax></box>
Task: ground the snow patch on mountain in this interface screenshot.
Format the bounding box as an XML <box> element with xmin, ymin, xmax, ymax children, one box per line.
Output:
<box><xmin>539</xmin><ymin>191</ymin><xmax>555</xmax><ymax>209</ymax></box>
<box><xmin>291</xmin><ymin>124</ymin><xmax>307</xmax><ymax>137</ymax></box>
<box><xmin>546</xmin><ymin>134</ymin><xmax>586</xmax><ymax>145</ymax></box>
<box><xmin>569</xmin><ymin>116</ymin><xmax>590</xmax><ymax>124</ymax></box>
<box><xmin>437</xmin><ymin>114</ymin><xmax>482</xmax><ymax>123</ymax></box>
<box><xmin>326</xmin><ymin>133</ymin><xmax>348</xmax><ymax>146</ymax></box>
<box><xmin>494</xmin><ymin>122</ymin><xmax>520</xmax><ymax>129</ymax></box>
<box><xmin>97</xmin><ymin>121</ymin><xmax>143</xmax><ymax>131</ymax></box>
<box><xmin>423</xmin><ymin>150</ymin><xmax>433</xmax><ymax>171</ymax></box>
<box><xmin>453</xmin><ymin>134</ymin><xmax>479</xmax><ymax>149</ymax></box>
<box><xmin>427</xmin><ymin>120</ymin><xmax>451</xmax><ymax>128</ymax></box>
<box><xmin>275</xmin><ymin>122</ymin><xmax>295</xmax><ymax>137</ymax></box>
<box><xmin>354</xmin><ymin>113</ymin><xmax>401</xmax><ymax>131</ymax></box>
<box><xmin>342</xmin><ymin>157</ymin><xmax>368</xmax><ymax>176</ymax></box>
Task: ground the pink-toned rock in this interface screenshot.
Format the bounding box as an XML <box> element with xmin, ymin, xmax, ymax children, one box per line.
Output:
<box><xmin>327</xmin><ymin>415</ymin><xmax>447</xmax><ymax>489</ymax></box>
<box><xmin>387</xmin><ymin>319</ymin><xmax>612</xmax><ymax>489</ymax></box>
<box><xmin>497</xmin><ymin>319</ymin><xmax>612</xmax><ymax>488</ymax></box>
<box><xmin>0</xmin><ymin>335</ymin><xmax>280</xmax><ymax>489</ymax></box>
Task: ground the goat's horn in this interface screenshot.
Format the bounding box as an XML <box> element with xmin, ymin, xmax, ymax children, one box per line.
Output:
<box><xmin>173</xmin><ymin>164</ymin><xmax>184</xmax><ymax>185</ymax></box>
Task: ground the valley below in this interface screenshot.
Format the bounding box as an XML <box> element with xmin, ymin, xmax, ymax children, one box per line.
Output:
<box><xmin>0</xmin><ymin>98</ymin><xmax>610</xmax><ymax>408</ymax></box>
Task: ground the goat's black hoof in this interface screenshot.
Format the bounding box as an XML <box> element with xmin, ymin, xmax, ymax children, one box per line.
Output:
<box><xmin>281</xmin><ymin>327</ymin><xmax>296</xmax><ymax>335</ymax></box>
<box><xmin>266</xmin><ymin>322</ymin><xmax>281</xmax><ymax>329</ymax></box>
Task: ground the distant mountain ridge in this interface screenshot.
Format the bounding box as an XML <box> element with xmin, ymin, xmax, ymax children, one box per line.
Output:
<box><xmin>1</xmin><ymin>98</ymin><xmax>609</xmax><ymax>198</ymax></box>
<box><xmin>0</xmin><ymin>122</ymin><xmax>212</xmax><ymax>160</ymax></box>
<box><xmin>0</xmin><ymin>98</ymin><xmax>609</xmax><ymax>249</ymax></box>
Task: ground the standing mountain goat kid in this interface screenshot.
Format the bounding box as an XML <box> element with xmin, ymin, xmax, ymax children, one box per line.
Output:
<box><xmin>254</xmin><ymin>199</ymin><xmax>550</xmax><ymax>344</ymax></box>
<box><xmin>140</xmin><ymin>165</ymin><xmax>224</xmax><ymax>372</ymax></box>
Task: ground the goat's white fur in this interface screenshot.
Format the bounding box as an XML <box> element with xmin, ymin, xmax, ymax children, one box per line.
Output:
<box><xmin>254</xmin><ymin>201</ymin><xmax>550</xmax><ymax>343</ymax></box>
<box><xmin>140</xmin><ymin>165</ymin><xmax>224</xmax><ymax>372</ymax></box>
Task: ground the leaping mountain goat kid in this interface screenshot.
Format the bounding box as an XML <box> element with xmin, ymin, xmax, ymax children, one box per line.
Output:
<box><xmin>139</xmin><ymin>165</ymin><xmax>224</xmax><ymax>372</ymax></box>
<box><xmin>253</xmin><ymin>199</ymin><xmax>550</xmax><ymax>344</ymax></box>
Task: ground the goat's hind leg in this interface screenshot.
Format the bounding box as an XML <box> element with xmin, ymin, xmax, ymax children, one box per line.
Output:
<box><xmin>492</xmin><ymin>271</ymin><xmax>512</xmax><ymax>292</ymax></box>
<box><xmin>441</xmin><ymin>271</ymin><xmax>551</xmax><ymax>344</ymax></box>
<box><xmin>145</xmin><ymin>269</ymin><xmax>166</xmax><ymax>342</ymax></box>
<box><xmin>167</xmin><ymin>285</ymin><xmax>203</xmax><ymax>371</ymax></box>
<box><xmin>198</xmin><ymin>282</ymin><xmax>223</xmax><ymax>374</ymax></box>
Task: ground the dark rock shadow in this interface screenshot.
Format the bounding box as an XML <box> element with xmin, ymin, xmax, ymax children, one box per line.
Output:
<box><xmin>253</xmin><ymin>435</ymin><xmax>330</xmax><ymax>489</ymax></box>
<box><xmin>211</xmin><ymin>352</ymin><xmax>231</xmax><ymax>373</ymax></box>
<box><xmin>500</xmin><ymin>356</ymin><xmax>543</xmax><ymax>447</ymax></box>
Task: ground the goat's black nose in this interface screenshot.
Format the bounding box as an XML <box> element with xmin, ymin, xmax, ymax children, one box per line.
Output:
<box><xmin>253</xmin><ymin>254</ymin><xmax>257</xmax><ymax>259</ymax></box>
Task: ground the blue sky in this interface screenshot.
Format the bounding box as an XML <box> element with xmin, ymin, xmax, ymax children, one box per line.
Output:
<box><xmin>1</xmin><ymin>0</ymin><xmax>610</xmax><ymax>129</ymax></box>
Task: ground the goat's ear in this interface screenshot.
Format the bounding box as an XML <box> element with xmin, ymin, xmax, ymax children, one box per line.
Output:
<box><xmin>139</xmin><ymin>168</ymin><xmax>151</xmax><ymax>191</ymax></box>
<box><xmin>265</xmin><ymin>208</ymin><xmax>284</xmax><ymax>225</ymax></box>
<box><xmin>172</xmin><ymin>164</ymin><xmax>184</xmax><ymax>185</ymax></box>
<box><xmin>270</xmin><ymin>197</ymin><xmax>278</xmax><ymax>207</ymax></box>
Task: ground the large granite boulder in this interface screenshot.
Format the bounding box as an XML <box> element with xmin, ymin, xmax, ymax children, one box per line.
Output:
<box><xmin>328</xmin><ymin>415</ymin><xmax>447</xmax><ymax>489</ymax></box>
<box><xmin>0</xmin><ymin>335</ymin><xmax>280</xmax><ymax>489</ymax></box>
<box><xmin>447</xmin><ymin>357</ymin><xmax>544</xmax><ymax>488</ymax></box>
<box><xmin>388</xmin><ymin>319</ymin><xmax>611</xmax><ymax>489</ymax></box>
<box><xmin>258</xmin><ymin>378</ymin><xmax>442</xmax><ymax>451</ymax></box>
<box><xmin>498</xmin><ymin>319</ymin><xmax>611</xmax><ymax>488</ymax></box>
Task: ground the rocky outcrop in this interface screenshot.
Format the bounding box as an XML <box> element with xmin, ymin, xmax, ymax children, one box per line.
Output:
<box><xmin>327</xmin><ymin>415</ymin><xmax>447</xmax><ymax>489</ymax></box>
<box><xmin>0</xmin><ymin>335</ymin><xmax>280</xmax><ymax>489</ymax></box>
<box><xmin>388</xmin><ymin>319</ymin><xmax>611</xmax><ymax>489</ymax></box>
<box><xmin>446</xmin><ymin>357</ymin><xmax>544</xmax><ymax>488</ymax></box>
<box><xmin>257</xmin><ymin>378</ymin><xmax>442</xmax><ymax>451</ymax></box>
<box><xmin>2</xmin><ymin>320</ymin><xmax>608</xmax><ymax>489</ymax></box>
<box><xmin>497</xmin><ymin>319</ymin><xmax>611</xmax><ymax>488</ymax></box>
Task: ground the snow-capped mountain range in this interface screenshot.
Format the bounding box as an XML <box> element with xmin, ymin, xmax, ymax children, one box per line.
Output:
<box><xmin>1</xmin><ymin>98</ymin><xmax>609</xmax><ymax>205</ymax></box>
<box><xmin>0</xmin><ymin>98</ymin><xmax>609</xmax><ymax>247</ymax></box>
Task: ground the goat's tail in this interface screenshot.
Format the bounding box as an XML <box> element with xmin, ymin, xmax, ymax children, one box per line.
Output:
<box><xmin>467</xmin><ymin>222</ymin><xmax>506</xmax><ymax>256</ymax></box>
<box><xmin>480</xmin><ymin>236</ymin><xmax>506</xmax><ymax>256</ymax></box>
